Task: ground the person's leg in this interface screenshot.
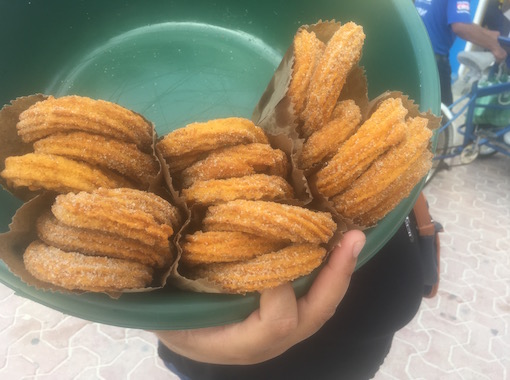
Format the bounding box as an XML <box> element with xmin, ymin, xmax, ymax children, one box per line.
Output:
<box><xmin>436</xmin><ymin>55</ymin><xmax>453</xmax><ymax>105</ymax></box>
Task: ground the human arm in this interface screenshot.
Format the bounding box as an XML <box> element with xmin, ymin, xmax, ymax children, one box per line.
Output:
<box><xmin>451</xmin><ymin>22</ymin><xmax>508</xmax><ymax>62</ymax></box>
<box><xmin>154</xmin><ymin>229</ymin><xmax>366</xmax><ymax>365</ymax></box>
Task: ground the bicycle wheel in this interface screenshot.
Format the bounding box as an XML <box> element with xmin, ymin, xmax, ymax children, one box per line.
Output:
<box><xmin>426</xmin><ymin>104</ymin><xmax>452</xmax><ymax>183</ymax></box>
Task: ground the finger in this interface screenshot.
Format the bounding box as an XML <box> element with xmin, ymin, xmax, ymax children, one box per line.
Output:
<box><xmin>257</xmin><ymin>283</ymin><xmax>299</xmax><ymax>328</ymax></box>
<box><xmin>296</xmin><ymin>230</ymin><xmax>365</xmax><ymax>337</ymax></box>
<box><xmin>242</xmin><ymin>284</ymin><xmax>299</xmax><ymax>345</ymax></box>
<box><xmin>178</xmin><ymin>284</ymin><xmax>300</xmax><ymax>365</ymax></box>
<box><xmin>156</xmin><ymin>284</ymin><xmax>300</xmax><ymax>365</ymax></box>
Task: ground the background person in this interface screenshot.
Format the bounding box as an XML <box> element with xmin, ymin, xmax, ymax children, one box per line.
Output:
<box><xmin>415</xmin><ymin>0</ymin><xmax>508</xmax><ymax>104</ymax></box>
<box><xmin>483</xmin><ymin>0</ymin><xmax>510</xmax><ymax>66</ymax></box>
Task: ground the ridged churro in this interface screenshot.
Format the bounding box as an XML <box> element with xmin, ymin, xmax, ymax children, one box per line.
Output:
<box><xmin>180</xmin><ymin>143</ymin><xmax>289</xmax><ymax>188</ymax></box>
<box><xmin>17</xmin><ymin>95</ymin><xmax>153</xmax><ymax>151</ymax></box>
<box><xmin>314</xmin><ymin>97</ymin><xmax>407</xmax><ymax>198</ymax></box>
<box><xmin>332</xmin><ymin>117</ymin><xmax>433</xmax><ymax>220</ymax></box>
<box><xmin>37</xmin><ymin>211</ymin><xmax>172</xmax><ymax>268</ymax></box>
<box><xmin>181</xmin><ymin>231</ymin><xmax>288</xmax><ymax>265</ymax></box>
<box><xmin>33</xmin><ymin>132</ymin><xmax>159</xmax><ymax>188</ymax></box>
<box><xmin>51</xmin><ymin>189</ymin><xmax>175</xmax><ymax>247</ymax></box>
<box><xmin>188</xmin><ymin>244</ymin><xmax>327</xmax><ymax>294</ymax></box>
<box><xmin>92</xmin><ymin>187</ymin><xmax>182</xmax><ymax>230</ymax></box>
<box><xmin>1</xmin><ymin>153</ymin><xmax>135</xmax><ymax>193</ymax></box>
<box><xmin>24</xmin><ymin>240</ymin><xmax>154</xmax><ymax>292</ymax></box>
<box><xmin>182</xmin><ymin>174</ymin><xmax>294</xmax><ymax>206</ymax></box>
<box><xmin>346</xmin><ymin>151</ymin><xmax>433</xmax><ymax>226</ymax></box>
<box><xmin>300</xmin><ymin>22</ymin><xmax>365</xmax><ymax>137</ymax></box>
<box><xmin>299</xmin><ymin>100</ymin><xmax>361</xmax><ymax>170</ymax></box>
<box><xmin>203</xmin><ymin>199</ymin><xmax>336</xmax><ymax>244</ymax></box>
<box><xmin>288</xmin><ymin>29</ymin><xmax>325</xmax><ymax>117</ymax></box>
<box><xmin>156</xmin><ymin>117</ymin><xmax>268</xmax><ymax>159</ymax></box>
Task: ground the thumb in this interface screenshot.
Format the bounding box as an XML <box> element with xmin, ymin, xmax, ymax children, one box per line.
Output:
<box><xmin>297</xmin><ymin>230</ymin><xmax>365</xmax><ymax>336</ymax></box>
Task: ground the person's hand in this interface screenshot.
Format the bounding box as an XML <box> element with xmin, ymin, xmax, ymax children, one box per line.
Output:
<box><xmin>451</xmin><ymin>23</ymin><xmax>508</xmax><ymax>62</ymax></box>
<box><xmin>155</xmin><ymin>229</ymin><xmax>366</xmax><ymax>365</ymax></box>
<box><xmin>493</xmin><ymin>46</ymin><xmax>508</xmax><ymax>62</ymax></box>
<box><xmin>486</xmin><ymin>29</ymin><xmax>508</xmax><ymax>62</ymax></box>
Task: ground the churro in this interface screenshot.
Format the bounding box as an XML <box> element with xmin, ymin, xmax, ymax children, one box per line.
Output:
<box><xmin>181</xmin><ymin>231</ymin><xmax>287</xmax><ymax>265</ymax></box>
<box><xmin>24</xmin><ymin>241</ymin><xmax>153</xmax><ymax>292</ymax></box>
<box><xmin>203</xmin><ymin>200</ymin><xmax>336</xmax><ymax>244</ymax></box>
<box><xmin>17</xmin><ymin>95</ymin><xmax>153</xmax><ymax>151</ymax></box>
<box><xmin>188</xmin><ymin>244</ymin><xmax>326</xmax><ymax>294</ymax></box>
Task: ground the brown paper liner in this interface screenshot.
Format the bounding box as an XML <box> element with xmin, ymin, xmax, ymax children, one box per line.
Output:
<box><xmin>0</xmin><ymin>95</ymin><xmax>48</xmax><ymax>201</ymax></box>
<box><xmin>0</xmin><ymin>194</ymin><xmax>49</xmax><ymax>291</ymax></box>
<box><xmin>0</xmin><ymin>95</ymin><xmax>182</xmax><ymax>298</ymax></box>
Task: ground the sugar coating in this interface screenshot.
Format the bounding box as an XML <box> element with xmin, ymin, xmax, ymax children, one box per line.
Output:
<box><xmin>288</xmin><ymin>29</ymin><xmax>325</xmax><ymax>116</ymax></box>
<box><xmin>33</xmin><ymin>132</ymin><xmax>158</xmax><ymax>187</ymax></box>
<box><xmin>156</xmin><ymin>117</ymin><xmax>268</xmax><ymax>158</ymax></box>
<box><xmin>24</xmin><ymin>241</ymin><xmax>153</xmax><ymax>292</ymax></box>
<box><xmin>52</xmin><ymin>189</ymin><xmax>175</xmax><ymax>247</ymax></box>
<box><xmin>203</xmin><ymin>200</ymin><xmax>336</xmax><ymax>244</ymax></box>
<box><xmin>334</xmin><ymin>117</ymin><xmax>432</xmax><ymax>219</ymax></box>
<box><xmin>300</xmin><ymin>100</ymin><xmax>362</xmax><ymax>170</ymax></box>
<box><xmin>180</xmin><ymin>143</ymin><xmax>288</xmax><ymax>188</ymax></box>
<box><xmin>301</xmin><ymin>22</ymin><xmax>366</xmax><ymax>137</ymax></box>
<box><xmin>192</xmin><ymin>243</ymin><xmax>326</xmax><ymax>294</ymax></box>
<box><xmin>315</xmin><ymin>98</ymin><xmax>408</xmax><ymax>198</ymax></box>
<box><xmin>37</xmin><ymin>211</ymin><xmax>172</xmax><ymax>268</ymax></box>
<box><xmin>181</xmin><ymin>230</ymin><xmax>287</xmax><ymax>265</ymax></box>
<box><xmin>1</xmin><ymin>153</ymin><xmax>134</xmax><ymax>193</ymax></box>
<box><xmin>182</xmin><ymin>174</ymin><xmax>294</xmax><ymax>206</ymax></box>
<box><xmin>17</xmin><ymin>95</ymin><xmax>153</xmax><ymax>150</ymax></box>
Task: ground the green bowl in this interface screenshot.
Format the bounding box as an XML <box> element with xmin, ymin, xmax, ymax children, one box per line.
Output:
<box><xmin>0</xmin><ymin>0</ymin><xmax>440</xmax><ymax>329</ymax></box>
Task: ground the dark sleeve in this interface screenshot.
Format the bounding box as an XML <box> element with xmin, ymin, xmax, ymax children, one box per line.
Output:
<box><xmin>158</xmin><ymin>218</ymin><xmax>425</xmax><ymax>380</ymax></box>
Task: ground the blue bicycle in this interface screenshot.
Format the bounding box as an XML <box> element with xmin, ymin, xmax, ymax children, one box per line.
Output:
<box><xmin>427</xmin><ymin>37</ymin><xmax>510</xmax><ymax>183</ymax></box>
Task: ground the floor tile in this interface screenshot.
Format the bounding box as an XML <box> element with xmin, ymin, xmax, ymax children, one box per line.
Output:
<box><xmin>375</xmin><ymin>154</ymin><xmax>510</xmax><ymax>379</ymax></box>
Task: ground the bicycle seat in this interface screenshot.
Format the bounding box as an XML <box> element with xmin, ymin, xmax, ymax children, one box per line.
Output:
<box><xmin>457</xmin><ymin>51</ymin><xmax>495</xmax><ymax>74</ymax></box>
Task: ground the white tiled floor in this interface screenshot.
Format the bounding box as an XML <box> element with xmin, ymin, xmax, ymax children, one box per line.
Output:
<box><xmin>1</xmin><ymin>153</ymin><xmax>509</xmax><ymax>379</ymax></box>
<box><xmin>0</xmin><ymin>287</ymin><xmax>177</xmax><ymax>379</ymax></box>
<box><xmin>375</xmin><ymin>153</ymin><xmax>510</xmax><ymax>380</ymax></box>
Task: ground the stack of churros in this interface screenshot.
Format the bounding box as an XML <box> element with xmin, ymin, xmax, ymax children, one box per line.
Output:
<box><xmin>156</xmin><ymin>117</ymin><xmax>293</xmax><ymax>206</ymax></box>
<box><xmin>181</xmin><ymin>200</ymin><xmax>336</xmax><ymax>294</ymax></box>
<box><xmin>0</xmin><ymin>95</ymin><xmax>185</xmax><ymax>293</ymax></box>
<box><xmin>289</xmin><ymin>22</ymin><xmax>366</xmax><ymax>138</ymax></box>
<box><xmin>288</xmin><ymin>22</ymin><xmax>434</xmax><ymax>226</ymax></box>
<box><xmin>24</xmin><ymin>188</ymin><xmax>181</xmax><ymax>292</ymax></box>
<box><xmin>1</xmin><ymin>95</ymin><xmax>159</xmax><ymax>193</ymax></box>
<box><xmin>315</xmin><ymin>101</ymin><xmax>433</xmax><ymax>226</ymax></box>
<box><xmin>157</xmin><ymin>117</ymin><xmax>337</xmax><ymax>294</ymax></box>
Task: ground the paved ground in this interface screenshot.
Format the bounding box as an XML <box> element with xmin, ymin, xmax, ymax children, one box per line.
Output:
<box><xmin>1</xmin><ymin>153</ymin><xmax>509</xmax><ymax>379</ymax></box>
<box><xmin>375</xmin><ymin>153</ymin><xmax>510</xmax><ymax>380</ymax></box>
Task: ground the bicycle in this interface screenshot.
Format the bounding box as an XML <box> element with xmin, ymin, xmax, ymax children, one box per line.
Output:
<box><xmin>426</xmin><ymin>37</ymin><xmax>510</xmax><ymax>183</ymax></box>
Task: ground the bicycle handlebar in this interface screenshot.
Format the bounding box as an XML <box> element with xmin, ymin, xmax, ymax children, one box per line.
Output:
<box><xmin>498</xmin><ymin>36</ymin><xmax>510</xmax><ymax>48</ymax></box>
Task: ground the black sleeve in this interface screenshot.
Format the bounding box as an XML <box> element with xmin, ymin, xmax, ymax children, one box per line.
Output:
<box><xmin>158</xmin><ymin>218</ymin><xmax>425</xmax><ymax>380</ymax></box>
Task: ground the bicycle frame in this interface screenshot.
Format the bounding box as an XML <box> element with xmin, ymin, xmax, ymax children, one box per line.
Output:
<box><xmin>435</xmin><ymin>78</ymin><xmax>510</xmax><ymax>159</ymax></box>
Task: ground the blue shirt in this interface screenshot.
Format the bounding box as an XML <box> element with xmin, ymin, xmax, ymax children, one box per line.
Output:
<box><xmin>415</xmin><ymin>0</ymin><xmax>473</xmax><ymax>56</ymax></box>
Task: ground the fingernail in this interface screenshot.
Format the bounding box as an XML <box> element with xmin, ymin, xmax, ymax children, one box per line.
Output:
<box><xmin>352</xmin><ymin>241</ymin><xmax>365</xmax><ymax>259</ymax></box>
